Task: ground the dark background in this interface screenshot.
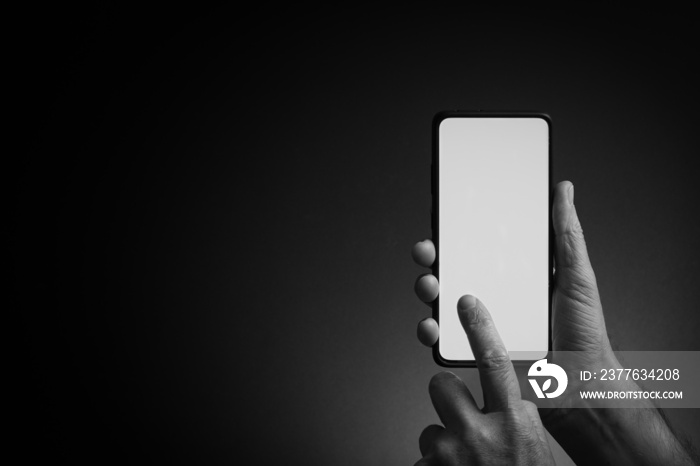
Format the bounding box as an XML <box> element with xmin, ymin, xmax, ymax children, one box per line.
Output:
<box><xmin>15</xmin><ymin>8</ymin><xmax>700</xmax><ymax>464</ymax></box>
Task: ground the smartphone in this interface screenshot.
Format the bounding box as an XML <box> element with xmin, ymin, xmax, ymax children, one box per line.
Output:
<box><xmin>432</xmin><ymin>112</ymin><xmax>551</xmax><ymax>366</ymax></box>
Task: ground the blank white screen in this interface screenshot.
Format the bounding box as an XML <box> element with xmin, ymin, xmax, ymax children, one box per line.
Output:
<box><xmin>438</xmin><ymin>117</ymin><xmax>549</xmax><ymax>362</ymax></box>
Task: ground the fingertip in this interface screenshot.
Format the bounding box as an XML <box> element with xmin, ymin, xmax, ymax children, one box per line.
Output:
<box><xmin>553</xmin><ymin>181</ymin><xmax>574</xmax><ymax>205</ymax></box>
<box><xmin>457</xmin><ymin>295</ymin><xmax>477</xmax><ymax>312</ymax></box>
<box><xmin>412</xmin><ymin>239</ymin><xmax>436</xmax><ymax>268</ymax></box>
<box><xmin>417</xmin><ymin>318</ymin><xmax>439</xmax><ymax>346</ymax></box>
<box><xmin>457</xmin><ymin>295</ymin><xmax>482</xmax><ymax>329</ymax></box>
<box><xmin>555</xmin><ymin>180</ymin><xmax>573</xmax><ymax>196</ymax></box>
<box><xmin>415</xmin><ymin>274</ymin><xmax>439</xmax><ymax>303</ymax></box>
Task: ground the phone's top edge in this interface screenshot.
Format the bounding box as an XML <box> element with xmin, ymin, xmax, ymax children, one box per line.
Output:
<box><xmin>433</xmin><ymin>111</ymin><xmax>552</xmax><ymax>133</ymax></box>
<box><xmin>434</xmin><ymin>110</ymin><xmax>551</xmax><ymax>120</ymax></box>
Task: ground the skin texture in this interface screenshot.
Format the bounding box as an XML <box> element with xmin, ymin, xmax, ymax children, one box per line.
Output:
<box><xmin>414</xmin><ymin>181</ymin><xmax>696</xmax><ymax>465</ymax></box>
<box><xmin>415</xmin><ymin>296</ymin><xmax>555</xmax><ymax>466</ymax></box>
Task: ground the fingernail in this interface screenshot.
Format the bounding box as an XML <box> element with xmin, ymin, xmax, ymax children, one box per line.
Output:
<box><xmin>457</xmin><ymin>295</ymin><xmax>477</xmax><ymax>311</ymax></box>
<box><xmin>567</xmin><ymin>184</ymin><xmax>574</xmax><ymax>206</ymax></box>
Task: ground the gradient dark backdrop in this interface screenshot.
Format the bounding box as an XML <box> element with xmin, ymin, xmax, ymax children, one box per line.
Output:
<box><xmin>15</xmin><ymin>8</ymin><xmax>700</xmax><ymax>464</ymax></box>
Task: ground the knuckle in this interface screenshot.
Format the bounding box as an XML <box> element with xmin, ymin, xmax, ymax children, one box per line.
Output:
<box><xmin>431</xmin><ymin>434</ymin><xmax>459</xmax><ymax>460</ymax></box>
<box><xmin>556</xmin><ymin>229</ymin><xmax>587</xmax><ymax>268</ymax></box>
<box><xmin>466</xmin><ymin>424</ymin><xmax>492</xmax><ymax>444</ymax></box>
<box><xmin>479</xmin><ymin>348</ymin><xmax>511</xmax><ymax>372</ymax></box>
<box><xmin>504</xmin><ymin>405</ymin><xmax>528</xmax><ymax>424</ymax></box>
<box><xmin>520</xmin><ymin>400</ymin><xmax>538</xmax><ymax>414</ymax></box>
<box><xmin>432</xmin><ymin>435</ymin><xmax>450</xmax><ymax>453</ymax></box>
<box><xmin>556</xmin><ymin>273</ymin><xmax>599</xmax><ymax>308</ymax></box>
<box><xmin>506</xmin><ymin>405</ymin><xmax>543</xmax><ymax>444</ymax></box>
<box><xmin>568</xmin><ymin>213</ymin><xmax>583</xmax><ymax>235</ymax></box>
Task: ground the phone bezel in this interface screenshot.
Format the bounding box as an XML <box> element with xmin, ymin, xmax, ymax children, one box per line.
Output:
<box><xmin>431</xmin><ymin>111</ymin><xmax>553</xmax><ymax>367</ymax></box>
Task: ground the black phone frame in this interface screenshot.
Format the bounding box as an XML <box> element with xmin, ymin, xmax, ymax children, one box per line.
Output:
<box><xmin>431</xmin><ymin>111</ymin><xmax>553</xmax><ymax>368</ymax></box>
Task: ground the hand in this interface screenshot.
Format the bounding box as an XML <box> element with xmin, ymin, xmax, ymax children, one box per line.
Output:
<box><xmin>413</xmin><ymin>180</ymin><xmax>696</xmax><ymax>465</ymax></box>
<box><xmin>414</xmin><ymin>181</ymin><xmax>619</xmax><ymax>411</ymax></box>
<box><xmin>416</xmin><ymin>295</ymin><xmax>555</xmax><ymax>465</ymax></box>
<box><xmin>414</xmin><ymin>181</ymin><xmax>613</xmax><ymax>362</ymax></box>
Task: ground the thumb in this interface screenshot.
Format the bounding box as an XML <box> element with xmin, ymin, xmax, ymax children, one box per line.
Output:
<box><xmin>552</xmin><ymin>181</ymin><xmax>609</xmax><ymax>351</ymax></box>
<box><xmin>552</xmin><ymin>181</ymin><xmax>598</xmax><ymax>296</ymax></box>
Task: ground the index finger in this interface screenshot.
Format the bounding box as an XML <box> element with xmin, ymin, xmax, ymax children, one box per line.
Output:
<box><xmin>457</xmin><ymin>295</ymin><xmax>521</xmax><ymax>412</ymax></box>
